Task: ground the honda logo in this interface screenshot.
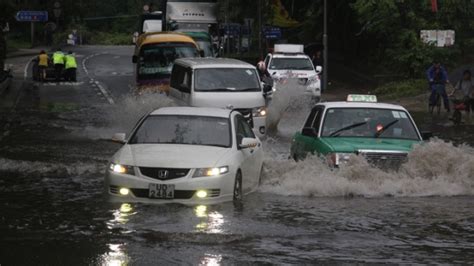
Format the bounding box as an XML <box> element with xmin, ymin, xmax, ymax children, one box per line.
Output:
<box><xmin>158</xmin><ymin>170</ymin><xmax>169</xmax><ymax>179</ymax></box>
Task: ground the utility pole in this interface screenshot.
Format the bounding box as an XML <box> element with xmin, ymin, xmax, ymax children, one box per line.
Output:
<box><xmin>322</xmin><ymin>0</ymin><xmax>328</xmax><ymax>92</ymax></box>
<box><xmin>258</xmin><ymin>0</ymin><xmax>262</xmax><ymax>58</ymax></box>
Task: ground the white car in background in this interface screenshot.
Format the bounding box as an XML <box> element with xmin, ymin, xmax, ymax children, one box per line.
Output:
<box><xmin>105</xmin><ymin>107</ymin><xmax>264</xmax><ymax>204</ymax></box>
<box><xmin>264</xmin><ymin>44</ymin><xmax>322</xmax><ymax>102</ymax></box>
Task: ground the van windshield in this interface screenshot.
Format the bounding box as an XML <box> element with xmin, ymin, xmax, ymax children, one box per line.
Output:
<box><xmin>138</xmin><ymin>43</ymin><xmax>198</xmax><ymax>80</ymax></box>
<box><xmin>194</xmin><ymin>68</ymin><xmax>261</xmax><ymax>92</ymax></box>
<box><xmin>269</xmin><ymin>58</ymin><xmax>314</xmax><ymax>71</ymax></box>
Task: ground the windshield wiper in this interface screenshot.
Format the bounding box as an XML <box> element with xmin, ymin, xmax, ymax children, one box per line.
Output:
<box><xmin>329</xmin><ymin>121</ymin><xmax>368</xmax><ymax>137</ymax></box>
<box><xmin>374</xmin><ymin>119</ymin><xmax>399</xmax><ymax>138</ymax></box>
<box><xmin>204</xmin><ymin>88</ymin><xmax>236</xmax><ymax>92</ymax></box>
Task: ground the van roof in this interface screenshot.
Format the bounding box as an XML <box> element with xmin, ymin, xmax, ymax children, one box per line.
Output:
<box><xmin>174</xmin><ymin>58</ymin><xmax>256</xmax><ymax>69</ymax></box>
<box><xmin>137</xmin><ymin>32</ymin><xmax>197</xmax><ymax>47</ymax></box>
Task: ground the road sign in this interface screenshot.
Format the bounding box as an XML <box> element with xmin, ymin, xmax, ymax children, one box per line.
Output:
<box><xmin>263</xmin><ymin>26</ymin><xmax>281</xmax><ymax>40</ymax></box>
<box><xmin>16</xmin><ymin>11</ymin><xmax>49</xmax><ymax>22</ymax></box>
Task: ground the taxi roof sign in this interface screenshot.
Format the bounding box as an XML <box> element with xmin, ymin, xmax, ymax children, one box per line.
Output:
<box><xmin>347</xmin><ymin>94</ymin><xmax>377</xmax><ymax>103</ymax></box>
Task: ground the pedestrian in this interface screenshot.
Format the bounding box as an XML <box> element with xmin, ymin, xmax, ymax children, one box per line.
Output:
<box><xmin>451</xmin><ymin>69</ymin><xmax>474</xmax><ymax>115</ymax></box>
<box><xmin>52</xmin><ymin>48</ymin><xmax>65</xmax><ymax>82</ymax></box>
<box><xmin>426</xmin><ymin>61</ymin><xmax>450</xmax><ymax>112</ymax></box>
<box><xmin>64</xmin><ymin>51</ymin><xmax>77</xmax><ymax>82</ymax></box>
<box><xmin>38</xmin><ymin>50</ymin><xmax>49</xmax><ymax>82</ymax></box>
<box><xmin>312</xmin><ymin>50</ymin><xmax>323</xmax><ymax>68</ymax></box>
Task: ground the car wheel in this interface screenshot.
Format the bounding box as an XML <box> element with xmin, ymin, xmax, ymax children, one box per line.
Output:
<box><xmin>233</xmin><ymin>171</ymin><xmax>243</xmax><ymax>202</ymax></box>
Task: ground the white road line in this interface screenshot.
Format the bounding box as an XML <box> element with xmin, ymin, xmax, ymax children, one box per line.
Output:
<box><xmin>82</xmin><ymin>52</ymin><xmax>115</xmax><ymax>104</ymax></box>
<box><xmin>23</xmin><ymin>56</ymin><xmax>35</xmax><ymax>80</ymax></box>
<box><xmin>95</xmin><ymin>81</ymin><xmax>115</xmax><ymax>104</ymax></box>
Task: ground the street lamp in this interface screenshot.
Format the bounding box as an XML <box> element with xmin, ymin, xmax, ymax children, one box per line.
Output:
<box><xmin>53</xmin><ymin>1</ymin><xmax>62</xmax><ymax>28</ymax></box>
<box><xmin>322</xmin><ymin>0</ymin><xmax>328</xmax><ymax>92</ymax></box>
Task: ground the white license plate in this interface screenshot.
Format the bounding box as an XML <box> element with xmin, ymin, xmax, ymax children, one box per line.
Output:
<box><xmin>149</xmin><ymin>184</ymin><xmax>175</xmax><ymax>199</ymax></box>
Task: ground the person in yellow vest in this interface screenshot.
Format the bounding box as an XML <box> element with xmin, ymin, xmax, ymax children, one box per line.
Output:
<box><xmin>38</xmin><ymin>50</ymin><xmax>49</xmax><ymax>82</ymax></box>
<box><xmin>52</xmin><ymin>48</ymin><xmax>65</xmax><ymax>82</ymax></box>
<box><xmin>64</xmin><ymin>51</ymin><xmax>77</xmax><ymax>82</ymax></box>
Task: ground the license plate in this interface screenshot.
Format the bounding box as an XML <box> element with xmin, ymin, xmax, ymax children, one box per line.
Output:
<box><xmin>149</xmin><ymin>184</ymin><xmax>175</xmax><ymax>199</ymax></box>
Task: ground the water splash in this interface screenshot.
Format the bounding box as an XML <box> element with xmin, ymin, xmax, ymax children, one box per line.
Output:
<box><xmin>260</xmin><ymin>139</ymin><xmax>474</xmax><ymax>197</ymax></box>
<box><xmin>75</xmin><ymin>93</ymin><xmax>176</xmax><ymax>140</ymax></box>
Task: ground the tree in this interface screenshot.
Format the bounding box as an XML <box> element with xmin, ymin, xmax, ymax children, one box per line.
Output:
<box><xmin>0</xmin><ymin>2</ymin><xmax>15</xmax><ymax>71</ymax></box>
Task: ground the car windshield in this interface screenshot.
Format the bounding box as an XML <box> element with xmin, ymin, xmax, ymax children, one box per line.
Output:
<box><xmin>195</xmin><ymin>68</ymin><xmax>261</xmax><ymax>92</ymax></box>
<box><xmin>269</xmin><ymin>58</ymin><xmax>314</xmax><ymax>70</ymax></box>
<box><xmin>138</xmin><ymin>43</ymin><xmax>198</xmax><ymax>79</ymax></box>
<box><xmin>321</xmin><ymin>108</ymin><xmax>420</xmax><ymax>140</ymax></box>
<box><xmin>129</xmin><ymin>115</ymin><xmax>231</xmax><ymax>147</ymax></box>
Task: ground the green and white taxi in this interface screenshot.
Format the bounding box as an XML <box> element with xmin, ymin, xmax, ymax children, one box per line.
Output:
<box><xmin>290</xmin><ymin>95</ymin><xmax>431</xmax><ymax>168</ymax></box>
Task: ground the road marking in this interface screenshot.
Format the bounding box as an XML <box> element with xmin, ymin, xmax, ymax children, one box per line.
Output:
<box><xmin>82</xmin><ymin>53</ymin><xmax>115</xmax><ymax>104</ymax></box>
<box><xmin>40</xmin><ymin>81</ymin><xmax>85</xmax><ymax>86</ymax></box>
<box><xmin>95</xmin><ymin>81</ymin><xmax>115</xmax><ymax>104</ymax></box>
<box><xmin>23</xmin><ymin>56</ymin><xmax>35</xmax><ymax>80</ymax></box>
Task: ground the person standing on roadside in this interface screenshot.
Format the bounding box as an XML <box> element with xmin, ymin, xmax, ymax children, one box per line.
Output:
<box><xmin>38</xmin><ymin>50</ymin><xmax>49</xmax><ymax>82</ymax></box>
<box><xmin>64</xmin><ymin>51</ymin><xmax>77</xmax><ymax>82</ymax></box>
<box><xmin>451</xmin><ymin>69</ymin><xmax>474</xmax><ymax>116</ymax></box>
<box><xmin>52</xmin><ymin>48</ymin><xmax>65</xmax><ymax>82</ymax></box>
<box><xmin>426</xmin><ymin>61</ymin><xmax>450</xmax><ymax>112</ymax></box>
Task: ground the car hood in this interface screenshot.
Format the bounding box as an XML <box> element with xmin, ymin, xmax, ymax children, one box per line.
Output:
<box><xmin>320</xmin><ymin>137</ymin><xmax>420</xmax><ymax>153</ymax></box>
<box><xmin>113</xmin><ymin>144</ymin><xmax>231</xmax><ymax>168</ymax></box>
<box><xmin>191</xmin><ymin>91</ymin><xmax>265</xmax><ymax>109</ymax></box>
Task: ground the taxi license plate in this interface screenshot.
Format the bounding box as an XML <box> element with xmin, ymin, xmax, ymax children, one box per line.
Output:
<box><xmin>149</xmin><ymin>184</ymin><xmax>175</xmax><ymax>199</ymax></box>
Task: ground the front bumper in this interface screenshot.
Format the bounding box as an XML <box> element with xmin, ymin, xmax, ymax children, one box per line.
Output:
<box><xmin>104</xmin><ymin>168</ymin><xmax>235</xmax><ymax>205</ymax></box>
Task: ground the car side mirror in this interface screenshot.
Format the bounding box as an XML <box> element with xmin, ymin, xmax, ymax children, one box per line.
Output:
<box><xmin>132</xmin><ymin>55</ymin><xmax>138</xmax><ymax>63</ymax></box>
<box><xmin>302</xmin><ymin>127</ymin><xmax>317</xmax><ymax>137</ymax></box>
<box><xmin>112</xmin><ymin>133</ymin><xmax>126</xmax><ymax>144</ymax></box>
<box><xmin>239</xmin><ymin>137</ymin><xmax>258</xmax><ymax>149</ymax></box>
<box><xmin>421</xmin><ymin>131</ymin><xmax>433</xmax><ymax>141</ymax></box>
<box><xmin>315</xmin><ymin>66</ymin><xmax>322</xmax><ymax>74</ymax></box>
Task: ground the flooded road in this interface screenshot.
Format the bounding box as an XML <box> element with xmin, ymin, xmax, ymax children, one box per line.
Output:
<box><xmin>1</xmin><ymin>46</ymin><xmax>473</xmax><ymax>264</ymax></box>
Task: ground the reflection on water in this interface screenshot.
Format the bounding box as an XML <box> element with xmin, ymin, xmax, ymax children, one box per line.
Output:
<box><xmin>107</xmin><ymin>203</ymin><xmax>136</xmax><ymax>229</ymax></box>
<box><xmin>199</xmin><ymin>253</ymin><xmax>222</xmax><ymax>266</ymax></box>
<box><xmin>100</xmin><ymin>243</ymin><xmax>130</xmax><ymax>266</ymax></box>
<box><xmin>194</xmin><ymin>205</ymin><xmax>224</xmax><ymax>233</ymax></box>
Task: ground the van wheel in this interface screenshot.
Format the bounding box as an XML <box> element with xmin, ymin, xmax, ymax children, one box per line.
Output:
<box><xmin>233</xmin><ymin>171</ymin><xmax>243</xmax><ymax>202</ymax></box>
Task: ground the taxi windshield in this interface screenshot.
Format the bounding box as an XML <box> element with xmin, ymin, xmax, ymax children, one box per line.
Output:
<box><xmin>129</xmin><ymin>115</ymin><xmax>231</xmax><ymax>148</ymax></box>
<box><xmin>269</xmin><ymin>58</ymin><xmax>314</xmax><ymax>70</ymax></box>
<box><xmin>138</xmin><ymin>43</ymin><xmax>198</xmax><ymax>79</ymax></box>
<box><xmin>321</xmin><ymin>108</ymin><xmax>420</xmax><ymax>140</ymax></box>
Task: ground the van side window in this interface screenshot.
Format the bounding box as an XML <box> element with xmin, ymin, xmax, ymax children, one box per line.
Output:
<box><xmin>170</xmin><ymin>65</ymin><xmax>185</xmax><ymax>91</ymax></box>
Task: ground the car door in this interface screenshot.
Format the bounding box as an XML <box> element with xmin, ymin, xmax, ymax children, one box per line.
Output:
<box><xmin>235</xmin><ymin>114</ymin><xmax>261</xmax><ymax>191</ymax></box>
<box><xmin>293</xmin><ymin>105</ymin><xmax>324</xmax><ymax>159</ymax></box>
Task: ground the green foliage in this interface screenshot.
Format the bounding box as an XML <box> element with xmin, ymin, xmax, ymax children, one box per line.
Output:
<box><xmin>374</xmin><ymin>79</ymin><xmax>427</xmax><ymax>99</ymax></box>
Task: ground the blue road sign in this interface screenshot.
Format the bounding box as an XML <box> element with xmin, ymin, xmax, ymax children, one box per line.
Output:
<box><xmin>16</xmin><ymin>11</ymin><xmax>49</xmax><ymax>22</ymax></box>
<box><xmin>263</xmin><ymin>26</ymin><xmax>282</xmax><ymax>40</ymax></box>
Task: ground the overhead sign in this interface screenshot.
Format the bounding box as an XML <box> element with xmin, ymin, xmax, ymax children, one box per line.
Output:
<box><xmin>16</xmin><ymin>11</ymin><xmax>48</xmax><ymax>22</ymax></box>
<box><xmin>420</xmin><ymin>30</ymin><xmax>455</xmax><ymax>47</ymax></box>
<box><xmin>166</xmin><ymin>2</ymin><xmax>217</xmax><ymax>23</ymax></box>
<box><xmin>263</xmin><ymin>27</ymin><xmax>282</xmax><ymax>40</ymax></box>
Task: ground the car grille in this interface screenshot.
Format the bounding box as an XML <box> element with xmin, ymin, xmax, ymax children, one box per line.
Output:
<box><xmin>358</xmin><ymin>150</ymin><xmax>408</xmax><ymax>169</ymax></box>
<box><xmin>139</xmin><ymin>167</ymin><xmax>190</xmax><ymax>180</ymax></box>
<box><xmin>235</xmin><ymin>108</ymin><xmax>254</xmax><ymax>127</ymax></box>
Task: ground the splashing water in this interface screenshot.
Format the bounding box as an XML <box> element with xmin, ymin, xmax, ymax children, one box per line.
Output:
<box><xmin>75</xmin><ymin>93</ymin><xmax>176</xmax><ymax>140</ymax></box>
<box><xmin>266</xmin><ymin>79</ymin><xmax>314</xmax><ymax>135</ymax></box>
<box><xmin>260</xmin><ymin>139</ymin><xmax>474</xmax><ymax>197</ymax></box>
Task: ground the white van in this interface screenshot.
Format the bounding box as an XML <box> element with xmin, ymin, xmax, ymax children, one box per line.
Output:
<box><xmin>169</xmin><ymin>58</ymin><xmax>271</xmax><ymax>136</ymax></box>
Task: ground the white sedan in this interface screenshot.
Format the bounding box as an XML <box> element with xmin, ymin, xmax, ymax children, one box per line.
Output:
<box><xmin>105</xmin><ymin>107</ymin><xmax>264</xmax><ymax>204</ymax></box>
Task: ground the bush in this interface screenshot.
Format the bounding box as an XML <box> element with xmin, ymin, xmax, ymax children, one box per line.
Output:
<box><xmin>89</xmin><ymin>32</ymin><xmax>132</xmax><ymax>45</ymax></box>
<box><xmin>374</xmin><ymin>79</ymin><xmax>427</xmax><ymax>99</ymax></box>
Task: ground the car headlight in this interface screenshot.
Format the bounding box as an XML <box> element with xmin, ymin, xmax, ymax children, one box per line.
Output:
<box><xmin>109</xmin><ymin>163</ymin><xmax>135</xmax><ymax>175</ymax></box>
<box><xmin>193</xmin><ymin>166</ymin><xmax>229</xmax><ymax>178</ymax></box>
<box><xmin>326</xmin><ymin>153</ymin><xmax>352</xmax><ymax>167</ymax></box>
<box><xmin>252</xmin><ymin>106</ymin><xmax>267</xmax><ymax>117</ymax></box>
<box><xmin>308</xmin><ymin>75</ymin><xmax>319</xmax><ymax>82</ymax></box>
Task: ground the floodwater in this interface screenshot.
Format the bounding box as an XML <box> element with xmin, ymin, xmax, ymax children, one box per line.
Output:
<box><xmin>1</xmin><ymin>88</ymin><xmax>474</xmax><ymax>264</ymax></box>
